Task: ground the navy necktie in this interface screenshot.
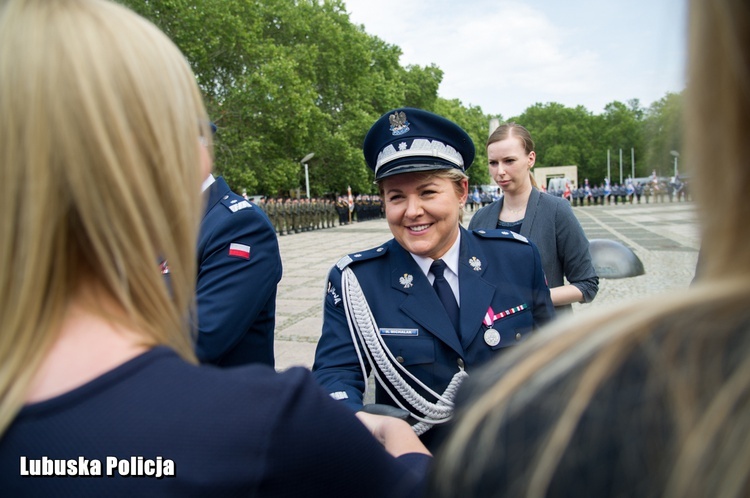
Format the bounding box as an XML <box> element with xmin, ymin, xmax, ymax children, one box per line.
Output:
<box><xmin>430</xmin><ymin>259</ymin><xmax>460</xmax><ymax>332</ymax></box>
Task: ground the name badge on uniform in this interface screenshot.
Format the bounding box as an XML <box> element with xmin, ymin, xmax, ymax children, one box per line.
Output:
<box><xmin>379</xmin><ymin>328</ymin><xmax>419</xmax><ymax>336</ymax></box>
<box><xmin>228</xmin><ymin>200</ymin><xmax>252</xmax><ymax>212</ymax></box>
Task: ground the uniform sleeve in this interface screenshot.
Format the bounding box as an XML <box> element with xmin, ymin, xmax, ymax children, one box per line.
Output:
<box><xmin>555</xmin><ymin>201</ymin><xmax>599</xmax><ymax>303</ymax></box>
<box><xmin>529</xmin><ymin>241</ymin><xmax>556</xmax><ymax>326</ymax></box>
<box><xmin>258</xmin><ymin>368</ymin><xmax>430</xmax><ymax>498</ymax></box>
<box><xmin>311</xmin><ymin>266</ymin><xmax>369</xmax><ymax>409</ymax></box>
<box><xmin>195</xmin><ymin>205</ymin><xmax>282</xmax><ymax>364</ymax></box>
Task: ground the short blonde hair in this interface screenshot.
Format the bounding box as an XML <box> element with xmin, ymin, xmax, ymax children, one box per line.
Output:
<box><xmin>0</xmin><ymin>0</ymin><xmax>209</xmax><ymax>434</ymax></box>
<box><xmin>378</xmin><ymin>168</ymin><xmax>469</xmax><ymax>222</ymax></box>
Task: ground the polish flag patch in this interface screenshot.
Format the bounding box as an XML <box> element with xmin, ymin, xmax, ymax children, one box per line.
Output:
<box><xmin>228</xmin><ymin>243</ymin><xmax>251</xmax><ymax>260</ymax></box>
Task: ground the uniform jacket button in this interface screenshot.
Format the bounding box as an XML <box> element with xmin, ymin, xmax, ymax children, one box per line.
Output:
<box><xmin>396</xmin><ymin>356</ymin><xmax>405</xmax><ymax>363</ymax></box>
<box><xmin>516</xmin><ymin>333</ymin><xmax>522</xmax><ymax>340</ymax></box>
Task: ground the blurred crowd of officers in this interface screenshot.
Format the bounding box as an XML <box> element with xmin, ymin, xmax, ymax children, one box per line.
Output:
<box><xmin>463</xmin><ymin>176</ymin><xmax>692</xmax><ymax>211</ymax></box>
<box><xmin>552</xmin><ymin>177</ymin><xmax>692</xmax><ymax>207</ymax></box>
<box><xmin>465</xmin><ymin>190</ymin><xmax>497</xmax><ymax>212</ymax></box>
<box><xmin>251</xmin><ymin>195</ymin><xmax>384</xmax><ymax>236</ymax></box>
<box><xmin>247</xmin><ymin>175</ymin><xmax>692</xmax><ymax>239</ymax></box>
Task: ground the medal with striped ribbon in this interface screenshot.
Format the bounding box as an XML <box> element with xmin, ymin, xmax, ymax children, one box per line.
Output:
<box><xmin>482</xmin><ymin>304</ymin><xmax>529</xmax><ymax>346</ymax></box>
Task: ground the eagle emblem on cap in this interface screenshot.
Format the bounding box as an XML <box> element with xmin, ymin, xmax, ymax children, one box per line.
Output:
<box><xmin>389</xmin><ymin>111</ymin><xmax>410</xmax><ymax>136</ymax></box>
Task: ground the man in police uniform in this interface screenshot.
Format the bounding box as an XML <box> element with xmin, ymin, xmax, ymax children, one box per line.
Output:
<box><xmin>196</xmin><ymin>124</ymin><xmax>282</xmax><ymax>367</ymax></box>
<box><xmin>312</xmin><ymin>108</ymin><xmax>554</xmax><ymax>448</ymax></box>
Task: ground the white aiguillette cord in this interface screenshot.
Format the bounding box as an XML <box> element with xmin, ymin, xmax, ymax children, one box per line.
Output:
<box><xmin>341</xmin><ymin>267</ymin><xmax>468</xmax><ymax>435</ymax></box>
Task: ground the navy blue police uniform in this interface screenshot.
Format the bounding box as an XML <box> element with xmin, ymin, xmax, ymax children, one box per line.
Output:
<box><xmin>311</xmin><ymin>108</ymin><xmax>555</xmax><ymax>447</ymax></box>
<box><xmin>196</xmin><ymin>175</ymin><xmax>282</xmax><ymax>367</ymax></box>
<box><xmin>313</xmin><ymin>226</ymin><xmax>554</xmax><ymax>402</ymax></box>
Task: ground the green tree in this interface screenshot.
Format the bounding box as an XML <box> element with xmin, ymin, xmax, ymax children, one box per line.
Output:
<box><xmin>116</xmin><ymin>0</ymin><xmax>446</xmax><ymax>197</ymax></box>
<box><xmin>597</xmin><ymin>99</ymin><xmax>645</xmax><ymax>182</ymax></box>
<box><xmin>514</xmin><ymin>103</ymin><xmax>598</xmax><ymax>182</ymax></box>
<box><xmin>433</xmin><ymin>98</ymin><xmax>494</xmax><ymax>187</ymax></box>
<box><xmin>642</xmin><ymin>92</ymin><xmax>683</xmax><ymax>178</ymax></box>
<box><xmin>117</xmin><ymin>1</ymin><xmax>684</xmax><ymax>198</ymax></box>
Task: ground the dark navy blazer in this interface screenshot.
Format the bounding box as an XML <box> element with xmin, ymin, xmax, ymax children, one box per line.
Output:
<box><xmin>0</xmin><ymin>348</ymin><xmax>429</xmax><ymax>497</ymax></box>
<box><xmin>313</xmin><ymin>226</ymin><xmax>555</xmax><ymax>412</ymax></box>
<box><xmin>196</xmin><ymin>176</ymin><xmax>282</xmax><ymax>367</ymax></box>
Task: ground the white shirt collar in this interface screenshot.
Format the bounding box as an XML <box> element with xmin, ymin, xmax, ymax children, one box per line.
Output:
<box><xmin>201</xmin><ymin>174</ymin><xmax>216</xmax><ymax>193</ymax></box>
<box><xmin>410</xmin><ymin>229</ymin><xmax>461</xmax><ymax>279</ymax></box>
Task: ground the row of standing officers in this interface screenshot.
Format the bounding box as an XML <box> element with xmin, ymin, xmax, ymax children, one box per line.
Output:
<box><xmin>549</xmin><ymin>180</ymin><xmax>691</xmax><ymax>206</ymax></box>
<box><xmin>253</xmin><ymin>196</ymin><xmax>383</xmax><ymax>235</ymax></box>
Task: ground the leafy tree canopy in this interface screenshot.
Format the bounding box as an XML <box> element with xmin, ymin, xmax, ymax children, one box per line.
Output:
<box><xmin>117</xmin><ymin>0</ymin><xmax>683</xmax><ymax>196</ymax></box>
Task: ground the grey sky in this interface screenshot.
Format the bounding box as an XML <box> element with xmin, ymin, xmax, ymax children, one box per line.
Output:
<box><xmin>344</xmin><ymin>0</ymin><xmax>688</xmax><ymax>118</ymax></box>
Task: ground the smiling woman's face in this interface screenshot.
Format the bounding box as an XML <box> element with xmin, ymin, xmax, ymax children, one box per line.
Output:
<box><xmin>382</xmin><ymin>171</ymin><xmax>468</xmax><ymax>260</ymax></box>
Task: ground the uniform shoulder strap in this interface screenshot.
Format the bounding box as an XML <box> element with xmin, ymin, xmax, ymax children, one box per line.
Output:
<box><xmin>472</xmin><ymin>228</ymin><xmax>529</xmax><ymax>244</ymax></box>
<box><xmin>336</xmin><ymin>244</ymin><xmax>389</xmax><ymax>270</ymax></box>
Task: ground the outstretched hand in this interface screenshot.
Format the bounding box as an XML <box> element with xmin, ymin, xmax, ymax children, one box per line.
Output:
<box><xmin>355</xmin><ymin>411</ymin><xmax>431</xmax><ymax>457</ymax></box>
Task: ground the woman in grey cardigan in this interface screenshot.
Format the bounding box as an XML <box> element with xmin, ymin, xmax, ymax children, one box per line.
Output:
<box><xmin>468</xmin><ymin>123</ymin><xmax>597</xmax><ymax>312</ymax></box>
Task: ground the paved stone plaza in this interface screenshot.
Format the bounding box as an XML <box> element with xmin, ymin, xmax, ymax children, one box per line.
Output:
<box><xmin>273</xmin><ymin>202</ymin><xmax>701</xmax><ymax>371</ymax></box>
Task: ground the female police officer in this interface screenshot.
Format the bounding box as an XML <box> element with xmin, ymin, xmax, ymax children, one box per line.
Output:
<box><xmin>313</xmin><ymin>108</ymin><xmax>555</xmax><ymax>447</ymax></box>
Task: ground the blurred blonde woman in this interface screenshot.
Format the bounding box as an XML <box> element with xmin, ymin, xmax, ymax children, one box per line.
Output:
<box><xmin>0</xmin><ymin>1</ymin><xmax>429</xmax><ymax>496</ymax></box>
<box><xmin>429</xmin><ymin>0</ymin><xmax>750</xmax><ymax>496</ymax></box>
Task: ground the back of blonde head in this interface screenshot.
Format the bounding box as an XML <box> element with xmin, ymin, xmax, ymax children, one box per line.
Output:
<box><xmin>686</xmin><ymin>0</ymin><xmax>750</xmax><ymax>279</ymax></box>
<box><xmin>0</xmin><ymin>0</ymin><xmax>209</xmax><ymax>434</ymax></box>
<box><xmin>429</xmin><ymin>0</ymin><xmax>750</xmax><ymax>496</ymax></box>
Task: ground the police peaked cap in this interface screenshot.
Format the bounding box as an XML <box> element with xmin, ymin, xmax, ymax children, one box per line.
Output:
<box><xmin>363</xmin><ymin>107</ymin><xmax>475</xmax><ymax>181</ymax></box>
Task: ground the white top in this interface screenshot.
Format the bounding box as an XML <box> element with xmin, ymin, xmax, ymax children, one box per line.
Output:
<box><xmin>201</xmin><ymin>174</ymin><xmax>216</xmax><ymax>193</ymax></box>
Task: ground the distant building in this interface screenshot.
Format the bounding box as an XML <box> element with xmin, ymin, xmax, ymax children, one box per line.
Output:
<box><xmin>534</xmin><ymin>166</ymin><xmax>578</xmax><ymax>190</ymax></box>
